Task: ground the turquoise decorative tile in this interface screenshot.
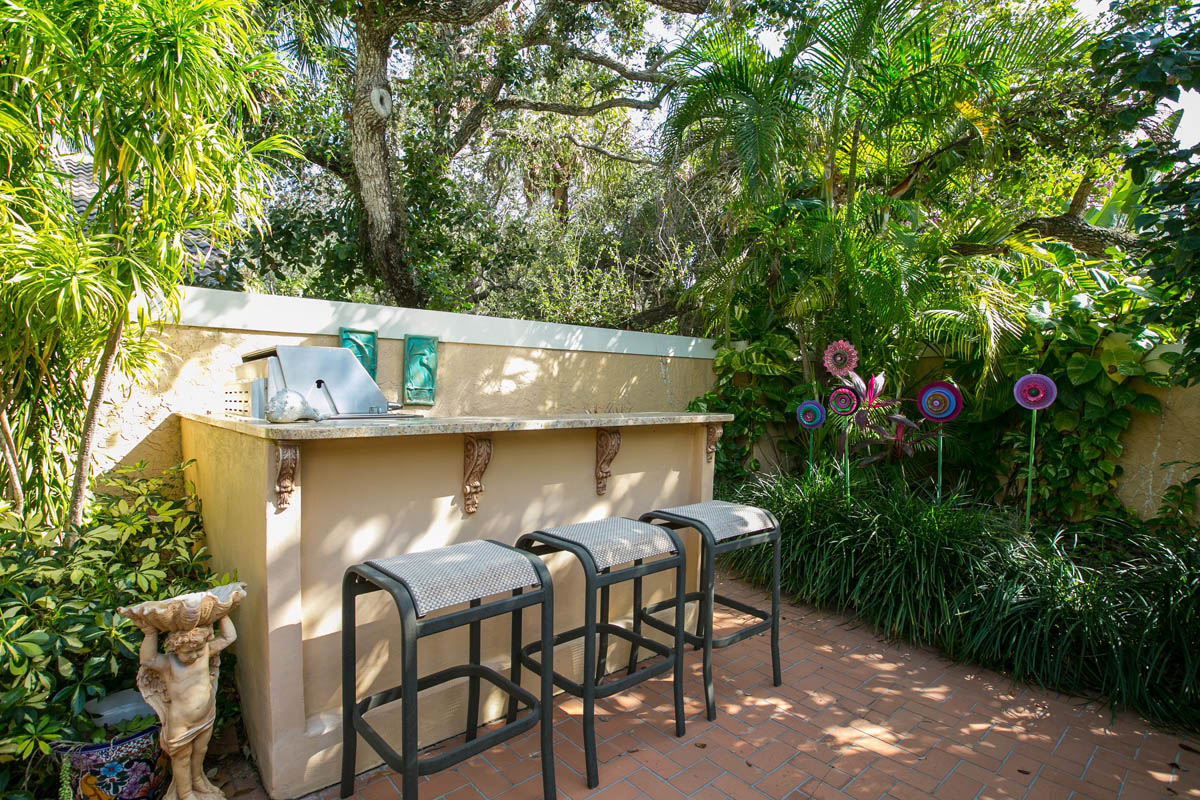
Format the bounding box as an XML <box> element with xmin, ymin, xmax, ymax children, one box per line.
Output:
<box><xmin>339</xmin><ymin>328</ymin><xmax>378</xmax><ymax>379</ymax></box>
<box><xmin>403</xmin><ymin>336</ymin><xmax>437</xmax><ymax>405</ymax></box>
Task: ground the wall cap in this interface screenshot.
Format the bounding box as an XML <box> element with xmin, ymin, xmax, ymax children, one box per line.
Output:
<box><xmin>175</xmin><ymin>287</ymin><xmax>719</xmax><ymax>359</ymax></box>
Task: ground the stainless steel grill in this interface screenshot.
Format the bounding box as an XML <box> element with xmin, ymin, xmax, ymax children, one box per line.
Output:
<box><xmin>225</xmin><ymin>345</ymin><xmax>418</xmax><ymax>421</ymax></box>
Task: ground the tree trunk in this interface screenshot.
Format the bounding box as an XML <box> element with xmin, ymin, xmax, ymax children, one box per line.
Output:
<box><xmin>551</xmin><ymin>164</ymin><xmax>569</xmax><ymax>223</ymax></box>
<box><xmin>350</xmin><ymin>16</ymin><xmax>422</xmax><ymax>307</ymax></box>
<box><xmin>0</xmin><ymin>407</ymin><xmax>23</xmax><ymax>516</ymax></box>
<box><xmin>67</xmin><ymin>314</ymin><xmax>124</xmax><ymax>533</ymax></box>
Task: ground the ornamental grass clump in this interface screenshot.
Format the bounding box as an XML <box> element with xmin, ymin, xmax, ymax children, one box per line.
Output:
<box><xmin>722</xmin><ymin>470</ymin><xmax>1200</xmax><ymax>731</ymax></box>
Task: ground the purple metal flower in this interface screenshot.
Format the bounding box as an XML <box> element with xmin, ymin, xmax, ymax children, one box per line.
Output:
<box><xmin>1014</xmin><ymin>374</ymin><xmax>1057</xmax><ymax>411</ymax></box>
<box><xmin>916</xmin><ymin>381</ymin><xmax>963</xmax><ymax>422</ymax></box>
<box><xmin>823</xmin><ymin>340</ymin><xmax>858</xmax><ymax>377</ymax></box>
<box><xmin>828</xmin><ymin>386</ymin><xmax>861</xmax><ymax>416</ymax></box>
<box><xmin>797</xmin><ymin>400</ymin><xmax>826</xmax><ymax>429</ymax></box>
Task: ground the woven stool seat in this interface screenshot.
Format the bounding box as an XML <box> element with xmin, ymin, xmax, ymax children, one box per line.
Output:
<box><xmin>367</xmin><ymin>540</ymin><xmax>540</xmax><ymax>618</ymax></box>
<box><xmin>650</xmin><ymin>500</ymin><xmax>776</xmax><ymax>541</ymax></box>
<box><xmin>538</xmin><ymin>518</ymin><xmax>678</xmax><ymax>570</ymax></box>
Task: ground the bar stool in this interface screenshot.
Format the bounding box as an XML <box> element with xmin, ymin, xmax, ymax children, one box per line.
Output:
<box><xmin>517</xmin><ymin>518</ymin><xmax>686</xmax><ymax>789</ymax></box>
<box><xmin>341</xmin><ymin>539</ymin><xmax>555</xmax><ymax>799</ymax></box>
<box><xmin>637</xmin><ymin>501</ymin><xmax>782</xmax><ymax>721</ymax></box>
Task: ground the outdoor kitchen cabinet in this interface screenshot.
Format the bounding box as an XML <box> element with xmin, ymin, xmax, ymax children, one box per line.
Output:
<box><xmin>179</xmin><ymin>411</ymin><xmax>729</xmax><ymax>798</ymax></box>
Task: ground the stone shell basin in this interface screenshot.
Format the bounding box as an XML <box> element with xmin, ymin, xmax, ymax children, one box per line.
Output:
<box><xmin>119</xmin><ymin>582</ymin><xmax>246</xmax><ymax>632</ymax></box>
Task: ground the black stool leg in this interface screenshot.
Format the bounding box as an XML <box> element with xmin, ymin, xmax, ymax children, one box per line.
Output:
<box><xmin>596</xmin><ymin>580</ymin><xmax>611</xmax><ymax>680</ymax></box>
<box><xmin>538</xmin><ymin>578</ymin><xmax>556</xmax><ymax>800</ymax></box>
<box><xmin>507</xmin><ymin>587</ymin><xmax>523</xmax><ymax>724</ymax></box>
<box><xmin>340</xmin><ymin>575</ymin><xmax>358</xmax><ymax>798</ymax></box>
<box><xmin>400</xmin><ymin>604</ymin><xmax>420</xmax><ymax>799</ymax></box>
<box><xmin>771</xmin><ymin>532</ymin><xmax>782</xmax><ymax>686</ymax></box>
<box><xmin>701</xmin><ymin>539</ymin><xmax>717</xmax><ymax>721</ymax></box>
<box><xmin>466</xmin><ymin>598</ymin><xmax>482</xmax><ymax>741</ymax></box>
<box><xmin>626</xmin><ymin>560</ymin><xmax>643</xmax><ymax>675</ymax></box>
<box><xmin>582</xmin><ymin>569</ymin><xmax>599</xmax><ymax>789</ymax></box>
<box><xmin>672</xmin><ymin>553</ymin><xmax>687</xmax><ymax>736</ymax></box>
<box><xmin>693</xmin><ymin>535</ymin><xmax>706</xmax><ymax>651</ymax></box>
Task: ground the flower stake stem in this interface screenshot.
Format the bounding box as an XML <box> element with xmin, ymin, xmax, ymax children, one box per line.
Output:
<box><xmin>843</xmin><ymin>431</ymin><xmax>850</xmax><ymax>501</ymax></box>
<box><xmin>1026</xmin><ymin>408</ymin><xmax>1036</xmax><ymax>527</ymax></box>
<box><xmin>936</xmin><ymin>433</ymin><xmax>943</xmax><ymax>504</ymax></box>
<box><xmin>808</xmin><ymin>432</ymin><xmax>815</xmax><ymax>479</ymax></box>
<box><xmin>1013</xmin><ymin>374</ymin><xmax>1057</xmax><ymax>529</ymax></box>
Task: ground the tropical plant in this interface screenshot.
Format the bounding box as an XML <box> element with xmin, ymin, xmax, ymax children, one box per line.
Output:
<box><xmin>0</xmin><ymin>463</ymin><xmax>227</xmax><ymax>800</ymax></box>
<box><xmin>1092</xmin><ymin>0</ymin><xmax>1200</xmax><ymax>384</ymax></box>
<box><xmin>0</xmin><ymin>0</ymin><xmax>292</xmax><ymax>528</ymax></box>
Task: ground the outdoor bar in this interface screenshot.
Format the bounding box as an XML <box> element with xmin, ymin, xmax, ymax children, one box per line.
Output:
<box><xmin>180</xmin><ymin>409</ymin><xmax>730</xmax><ymax>797</ymax></box>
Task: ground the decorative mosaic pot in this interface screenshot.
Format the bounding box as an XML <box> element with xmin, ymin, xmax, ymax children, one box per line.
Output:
<box><xmin>54</xmin><ymin>726</ymin><xmax>169</xmax><ymax>800</ymax></box>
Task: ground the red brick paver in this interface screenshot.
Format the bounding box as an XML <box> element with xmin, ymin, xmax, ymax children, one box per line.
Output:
<box><xmin>304</xmin><ymin>574</ymin><xmax>1198</xmax><ymax>800</ymax></box>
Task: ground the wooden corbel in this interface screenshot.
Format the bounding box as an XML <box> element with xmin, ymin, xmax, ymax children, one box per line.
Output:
<box><xmin>463</xmin><ymin>434</ymin><xmax>493</xmax><ymax>513</ymax></box>
<box><xmin>705</xmin><ymin>423</ymin><xmax>723</xmax><ymax>463</ymax></box>
<box><xmin>275</xmin><ymin>441</ymin><xmax>300</xmax><ymax>510</ymax></box>
<box><xmin>595</xmin><ymin>428</ymin><xmax>621</xmax><ymax>495</ymax></box>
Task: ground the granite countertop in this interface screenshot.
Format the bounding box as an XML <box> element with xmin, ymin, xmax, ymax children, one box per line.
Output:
<box><xmin>179</xmin><ymin>411</ymin><xmax>735</xmax><ymax>440</ymax></box>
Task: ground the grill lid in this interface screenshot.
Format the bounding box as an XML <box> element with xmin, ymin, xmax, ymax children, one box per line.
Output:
<box><xmin>242</xmin><ymin>345</ymin><xmax>396</xmax><ymax>418</ymax></box>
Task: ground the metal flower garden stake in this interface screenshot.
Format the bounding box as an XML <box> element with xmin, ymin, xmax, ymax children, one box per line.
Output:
<box><xmin>1013</xmin><ymin>374</ymin><xmax>1058</xmax><ymax>527</ymax></box>
<box><xmin>796</xmin><ymin>400</ymin><xmax>825</xmax><ymax>476</ymax></box>
<box><xmin>915</xmin><ymin>381</ymin><xmax>963</xmax><ymax>502</ymax></box>
<box><xmin>828</xmin><ymin>386</ymin><xmax>861</xmax><ymax>500</ymax></box>
<box><xmin>823</xmin><ymin>341</ymin><xmax>860</xmax><ymax>500</ymax></box>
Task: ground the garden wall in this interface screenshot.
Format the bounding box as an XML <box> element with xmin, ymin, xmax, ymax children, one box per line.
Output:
<box><xmin>94</xmin><ymin>287</ymin><xmax>719</xmax><ymax>478</ymax></box>
<box><xmin>1116</xmin><ymin>381</ymin><xmax>1200</xmax><ymax>518</ymax></box>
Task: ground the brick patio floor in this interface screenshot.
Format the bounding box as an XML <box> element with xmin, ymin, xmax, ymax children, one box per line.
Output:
<box><xmin>300</xmin><ymin>573</ymin><xmax>1197</xmax><ymax>800</ymax></box>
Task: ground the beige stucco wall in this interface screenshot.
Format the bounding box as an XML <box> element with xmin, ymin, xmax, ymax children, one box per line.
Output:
<box><xmin>1116</xmin><ymin>382</ymin><xmax>1200</xmax><ymax>518</ymax></box>
<box><xmin>182</xmin><ymin>418</ymin><xmax>716</xmax><ymax>798</ymax></box>
<box><xmin>97</xmin><ymin>326</ymin><xmax>716</xmax><ymax>480</ymax></box>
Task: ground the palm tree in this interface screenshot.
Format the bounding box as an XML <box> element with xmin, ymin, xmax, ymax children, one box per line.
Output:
<box><xmin>664</xmin><ymin>0</ymin><xmax>1087</xmax><ymax>387</ymax></box>
<box><xmin>0</xmin><ymin>0</ymin><xmax>293</xmax><ymax>528</ymax></box>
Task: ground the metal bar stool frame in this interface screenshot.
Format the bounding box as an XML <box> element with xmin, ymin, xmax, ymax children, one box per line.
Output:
<box><xmin>340</xmin><ymin>542</ymin><xmax>555</xmax><ymax>799</ymax></box>
<box><xmin>516</xmin><ymin>525</ymin><xmax>687</xmax><ymax>789</ymax></box>
<box><xmin>635</xmin><ymin>507</ymin><xmax>782</xmax><ymax>721</ymax></box>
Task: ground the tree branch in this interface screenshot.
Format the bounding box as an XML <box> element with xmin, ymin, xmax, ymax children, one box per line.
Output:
<box><xmin>570</xmin><ymin>0</ymin><xmax>712</xmax><ymax>13</ymax></box>
<box><xmin>386</xmin><ymin>0</ymin><xmax>510</xmax><ymax>27</ymax></box>
<box><xmin>447</xmin><ymin>4</ymin><xmax>555</xmax><ymax>156</ymax></box>
<box><xmin>495</xmin><ymin>85</ymin><xmax>673</xmax><ymax>116</ymax></box>
<box><xmin>617</xmin><ymin>295</ymin><xmax>696</xmax><ymax>330</ymax></box>
<box><xmin>564</xmin><ymin>132</ymin><xmax>656</xmax><ymax>164</ymax></box>
<box><xmin>530</xmin><ymin>40</ymin><xmax>679</xmax><ymax>85</ymax></box>
<box><xmin>1067</xmin><ymin>166</ymin><xmax>1096</xmax><ymax>217</ymax></box>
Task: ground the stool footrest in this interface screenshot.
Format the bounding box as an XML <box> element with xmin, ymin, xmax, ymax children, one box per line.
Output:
<box><xmin>352</xmin><ymin>663</ymin><xmax>540</xmax><ymax>776</ymax></box>
<box><xmin>641</xmin><ymin>592</ymin><xmax>772</xmax><ymax>649</ymax></box>
<box><xmin>519</xmin><ymin>623</ymin><xmax>675</xmax><ymax>699</ymax></box>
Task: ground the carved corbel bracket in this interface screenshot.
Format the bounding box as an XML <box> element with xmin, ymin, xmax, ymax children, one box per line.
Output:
<box><xmin>705</xmin><ymin>423</ymin><xmax>723</xmax><ymax>463</ymax></box>
<box><xmin>463</xmin><ymin>434</ymin><xmax>493</xmax><ymax>514</ymax></box>
<box><xmin>595</xmin><ymin>428</ymin><xmax>621</xmax><ymax>495</ymax></box>
<box><xmin>275</xmin><ymin>441</ymin><xmax>300</xmax><ymax>510</ymax></box>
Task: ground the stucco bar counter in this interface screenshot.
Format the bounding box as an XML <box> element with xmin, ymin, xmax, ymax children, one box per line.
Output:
<box><xmin>180</xmin><ymin>411</ymin><xmax>732</xmax><ymax>798</ymax></box>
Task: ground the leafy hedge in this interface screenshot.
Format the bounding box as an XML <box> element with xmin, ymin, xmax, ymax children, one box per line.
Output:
<box><xmin>0</xmin><ymin>463</ymin><xmax>226</xmax><ymax>800</ymax></box>
<box><xmin>721</xmin><ymin>469</ymin><xmax>1200</xmax><ymax>731</ymax></box>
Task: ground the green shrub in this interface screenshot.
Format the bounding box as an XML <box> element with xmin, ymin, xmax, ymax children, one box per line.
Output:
<box><xmin>0</xmin><ymin>463</ymin><xmax>227</xmax><ymax>799</ymax></box>
<box><xmin>722</xmin><ymin>470</ymin><xmax>1200</xmax><ymax>731</ymax></box>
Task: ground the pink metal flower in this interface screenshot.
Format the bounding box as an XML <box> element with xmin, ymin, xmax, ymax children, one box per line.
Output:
<box><xmin>823</xmin><ymin>340</ymin><xmax>858</xmax><ymax>377</ymax></box>
<box><xmin>1014</xmin><ymin>374</ymin><xmax>1057</xmax><ymax>411</ymax></box>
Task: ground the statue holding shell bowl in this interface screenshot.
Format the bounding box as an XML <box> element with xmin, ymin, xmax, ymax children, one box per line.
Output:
<box><xmin>118</xmin><ymin>583</ymin><xmax>246</xmax><ymax>800</ymax></box>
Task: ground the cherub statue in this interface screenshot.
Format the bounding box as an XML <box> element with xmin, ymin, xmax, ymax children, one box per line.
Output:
<box><xmin>119</xmin><ymin>583</ymin><xmax>245</xmax><ymax>800</ymax></box>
